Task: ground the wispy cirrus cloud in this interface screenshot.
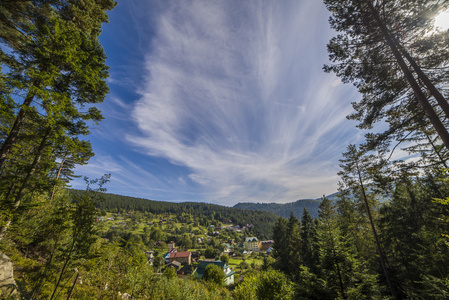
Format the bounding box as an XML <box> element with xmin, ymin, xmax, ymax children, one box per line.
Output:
<box><xmin>118</xmin><ymin>0</ymin><xmax>362</xmax><ymax>205</ymax></box>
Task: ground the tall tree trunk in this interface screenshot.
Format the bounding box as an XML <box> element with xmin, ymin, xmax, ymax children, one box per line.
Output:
<box><xmin>425</xmin><ymin>133</ymin><xmax>448</xmax><ymax>168</ymax></box>
<box><xmin>356</xmin><ymin>160</ymin><xmax>397</xmax><ymax>299</ymax></box>
<box><xmin>327</xmin><ymin>218</ymin><xmax>346</xmax><ymax>299</ymax></box>
<box><xmin>398</xmin><ymin>44</ymin><xmax>449</xmax><ymax>120</ymax></box>
<box><xmin>367</xmin><ymin>0</ymin><xmax>449</xmax><ymax>150</ymax></box>
<box><xmin>50</xmin><ymin>235</ymin><xmax>77</xmax><ymax>300</ymax></box>
<box><xmin>66</xmin><ymin>272</ymin><xmax>80</xmax><ymax>300</ymax></box>
<box><xmin>0</xmin><ymin>126</ymin><xmax>51</xmax><ymax>241</ymax></box>
<box><xmin>50</xmin><ymin>153</ymin><xmax>67</xmax><ymax>202</ymax></box>
<box><xmin>31</xmin><ymin>238</ymin><xmax>61</xmax><ymax>300</ymax></box>
<box><xmin>0</xmin><ymin>87</ymin><xmax>37</xmax><ymax>170</ymax></box>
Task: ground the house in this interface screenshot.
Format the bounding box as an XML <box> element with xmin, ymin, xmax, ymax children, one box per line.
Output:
<box><xmin>259</xmin><ymin>240</ymin><xmax>274</xmax><ymax>251</ymax></box>
<box><xmin>195</xmin><ymin>260</ymin><xmax>235</xmax><ymax>286</ymax></box>
<box><xmin>166</xmin><ymin>260</ymin><xmax>182</xmax><ymax>270</ymax></box>
<box><xmin>154</xmin><ymin>241</ymin><xmax>164</xmax><ymax>247</ymax></box>
<box><xmin>177</xmin><ymin>264</ymin><xmax>195</xmax><ymax>278</ymax></box>
<box><xmin>245</xmin><ymin>237</ymin><xmax>259</xmax><ymax>251</ymax></box>
<box><xmin>168</xmin><ymin>241</ymin><xmax>176</xmax><ymax>249</ymax></box>
<box><xmin>163</xmin><ymin>252</ymin><xmax>171</xmax><ymax>262</ymax></box>
<box><xmin>169</xmin><ymin>251</ymin><xmax>192</xmax><ymax>265</ymax></box>
<box><xmin>191</xmin><ymin>251</ymin><xmax>200</xmax><ymax>262</ymax></box>
<box><xmin>145</xmin><ymin>251</ymin><xmax>154</xmax><ymax>265</ymax></box>
<box><xmin>222</xmin><ymin>243</ymin><xmax>232</xmax><ymax>253</ymax></box>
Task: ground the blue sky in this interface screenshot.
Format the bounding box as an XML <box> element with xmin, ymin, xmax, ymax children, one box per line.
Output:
<box><xmin>73</xmin><ymin>0</ymin><xmax>366</xmax><ymax>206</ymax></box>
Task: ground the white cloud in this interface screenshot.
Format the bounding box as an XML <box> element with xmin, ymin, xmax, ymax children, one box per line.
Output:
<box><xmin>125</xmin><ymin>0</ymin><xmax>361</xmax><ymax>205</ymax></box>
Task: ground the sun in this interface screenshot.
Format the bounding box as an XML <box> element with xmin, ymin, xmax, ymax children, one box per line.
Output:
<box><xmin>434</xmin><ymin>11</ymin><xmax>449</xmax><ymax>31</ymax></box>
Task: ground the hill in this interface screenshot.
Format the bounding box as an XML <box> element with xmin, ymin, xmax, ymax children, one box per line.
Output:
<box><xmin>69</xmin><ymin>189</ymin><xmax>279</xmax><ymax>239</ymax></box>
<box><xmin>233</xmin><ymin>199</ymin><xmax>322</xmax><ymax>220</ymax></box>
<box><xmin>233</xmin><ymin>189</ymin><xmax>388</xmax><ymax>220</ymax></box>
<box><xmin>233</xmin><ymin>191</ymin><xmax>343</xmax><ymax>220</ymax></box>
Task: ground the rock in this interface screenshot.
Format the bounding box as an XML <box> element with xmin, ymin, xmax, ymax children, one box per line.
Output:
<box><xmin>0</xmin><ymin>253</ymin><xmax>17</xmax><ymax>297</ymax></box>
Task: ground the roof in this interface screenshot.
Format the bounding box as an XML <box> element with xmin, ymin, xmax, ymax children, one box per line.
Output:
<box><xmin>260</xmin><ymin>240</ymin><xmax>274</xmax><ymax>244</ymax></box>
<box><xmin>245</xmin><ymin>237</ymin><xmax>259</xmax><ymax>243</ymax></box>
<box><xmin>169</xmin><ymin>251</ymin><xmax>191</xmax><ymax>259</ymax></box>
<box><xmin>195</xmin><ymin>260</ymin><xmax>233</xmax><ymax>279</ymax></box>
<box><xmin>167</xmin><ymin>261</ymin><xmax>181</xmax><ymax>268</ymax></box>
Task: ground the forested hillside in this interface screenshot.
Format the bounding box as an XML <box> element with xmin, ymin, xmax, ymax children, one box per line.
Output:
<box><xmin>234</xmin><ymin>199</ymin><xmax>323</xmax><ymax>219</ymax></box>
<box><xmin>70</xmin><ymin>189</ymin><xmax>278</xmax><ymax>239</ymax></box>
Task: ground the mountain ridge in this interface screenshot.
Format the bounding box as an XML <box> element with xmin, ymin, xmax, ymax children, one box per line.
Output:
<box><xmin>233</xmin><ymin>191</ymin><xmax>341</xmax><ymax>220</ymax></box>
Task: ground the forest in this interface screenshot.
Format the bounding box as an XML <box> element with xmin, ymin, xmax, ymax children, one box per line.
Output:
<box><xmin>1</xmin><ymin>0</ymin><xmax>449</xmax><ymax>299</ymax></box>
<box><xmin>70</xmin><ymin>189</ymin><xmax>279</xmax><ymax>240</ymax></box>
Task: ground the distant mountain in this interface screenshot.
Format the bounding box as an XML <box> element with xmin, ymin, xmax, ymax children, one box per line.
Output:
<box><xmin>233</xmin><ymin>192</ymin><xmax>341</xmax><ymax>220</ymax></box>
<box><xmin>234</xmin><ymin>189</ymin><xmax>390</xmax><ymax>220</ymax></box>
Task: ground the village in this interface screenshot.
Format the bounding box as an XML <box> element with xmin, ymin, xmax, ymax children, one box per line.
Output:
<box><xmin>96</xmin><ymin>211</ymin><xmax>275</xmax><ymax>284</ymax></box>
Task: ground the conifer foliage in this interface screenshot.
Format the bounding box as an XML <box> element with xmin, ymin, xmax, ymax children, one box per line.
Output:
<box><xmin>324</xmin><ymin>0</ymin><xmax>449</xmax><ymax>154</ymax></box>
<box><xmin>0</xmin><ymin>0</ymin><xmax>116</xmax><ymax>239</ymax></box>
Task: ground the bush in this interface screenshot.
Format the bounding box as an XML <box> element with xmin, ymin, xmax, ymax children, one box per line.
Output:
<box><xmin>163</xmin><ymin>267</ymin><xmax>177</xmax><ymax>279</ymax></box>
<box><xmin>220</xmin><ymin>254</ymin><xmax>229</xmax><ymax>264</ymax></box>
<box><xmin>205</xmin><ymin>247</ymin><xmax>219</xmax><ymax>259</ymax></box>
<box><xmin>234</xmin><ymin>270</ymin><xmax>294</xmax><ymax>300</ymax></box>
<box><xmin>203</xmin><ymin>264</ymin><xmax>224</xmax><ymax>285</ymax></box>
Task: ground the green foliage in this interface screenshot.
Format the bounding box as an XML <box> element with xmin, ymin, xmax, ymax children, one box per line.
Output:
<box><xmin>220</xmin><ymin>254</ymin><xmax>229</xmax><ymax>264</ymax></box>
<box><xmin>324</xmin><ymin>0</ymin><xmax>449</xmax><ymax>152</ymax></box>
<box><xmin>234</xmin><ymin>270</ymin><xmax>294</xmax><ymax>300</ymax></box>
<box><xmin>203</xmin><ymin>264</ymin><xmax>225</xmax><ymax>285</ymax></box>
<box><xmin>294</xmin><ymin>266</ymin><xmax>331</xmax><ymax>300</ymax></box>
<box><xmin>234</xmin><ymin>199</ymin><xmax>323</xmax><ymax>219</ymax></box>
<box><xmin>205</xmin><ymin>247</ymin><xmax>219</xmax><ymax>259</ymax></box>
<box><xmin>300</xmin><ymin>208</ymin><xmax>319</xmax><ymax>273</ymax></box>
<box><xmin>163</xmin><ymin>267</ymin><xmax>177</xmax><ymax>279</ymax></box>
<box><xmin>0</xmin><ymin>0</ymin><xmax>115</xmax><ymax>245</ymax></box>
<box><xmin>239</xmin><ymin>261</ymin><xmax>249</xmax><ymax>270</ymax></box>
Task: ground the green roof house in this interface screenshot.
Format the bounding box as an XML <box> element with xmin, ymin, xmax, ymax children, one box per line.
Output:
<box><xmin>195</xmin><ymin>260</ymin><xmax>235</xmax><ymax>285</ymax></box>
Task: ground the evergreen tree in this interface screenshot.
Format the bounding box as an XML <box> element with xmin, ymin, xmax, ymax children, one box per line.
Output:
<box><xmin>286</xmin><ymin>212</ymin><xmax>302</xmax><ymax>279</ymax></box>
<box><xmin>272</xmin><ymin>216</ymin><xmax>288</xmax><ymax>273</ymax></box>
<box><xmin>379</xmin><ymin>173</ymin><xmax>449</xmax><ymax>298</ymax></box>
<box><xmin>0</xmin><ymin>0</ymin><xmax>115</xmax><ymax>239</ymax></box>
<box><xmin>300</xmin><ymin>208</ymin><xmax>319</xmax><ymax>273</ymax></box>
<box><xmin>339</xmin><ymin>144</ymin><xmax>396</xmax><ymax>297</ymax></box>
<box><xmin>324</xmin><ymin>0</ymin><xmax>449</xmax><ymax>150</ymax></box>
<box><xmin>317</xmin><ymin>196</ymin><xmax>380</xmax><ymax>299</ymax></box>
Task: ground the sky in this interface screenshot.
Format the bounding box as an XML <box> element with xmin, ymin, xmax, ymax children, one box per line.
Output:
<box><xmin>73</xmin><ymin>0</ymin><xmax>367</xmax><ymax>206</ymax></box>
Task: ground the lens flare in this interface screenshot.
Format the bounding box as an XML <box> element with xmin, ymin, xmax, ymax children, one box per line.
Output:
<box><xmin>435</xmin><ymin>11</ymin><xmax>449</xmax><ymax>31</ymax></box>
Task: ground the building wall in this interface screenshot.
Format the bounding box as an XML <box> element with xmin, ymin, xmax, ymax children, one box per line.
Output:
<box><xmin>225</xmin><ymin>274</ymin><xmax>234</xmax><ymax>285</ymax></box>
<box><xmin>245</xmin><ymin>241</ymin><xmax>259</xmax><ymax>251</ymax></box>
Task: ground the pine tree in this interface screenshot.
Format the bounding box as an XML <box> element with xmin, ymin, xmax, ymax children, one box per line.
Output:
<box><xmin>0</xmin><ymin>0</ymin><xmax>115</xmax><ymax>239</ymax></box>
<box><xmin>339</xmin><ymin>144</ymin><xmax>397</xmax><ymax>298</ymax></box>
<box><xmin>272</xmin><ymin>216</ymin><xmax>289</xmax><ymax>274</ymax></box>
<box><xmin>300</xmin><ymin>208</ymin><xmax>319</xmax><ymax>273</ymax></box>
<box><xmin>316</xmin><ymin>196</ymin><xmax>346</xmax><ymax>298</ymax></box>
<box><xmin>286</xmin><ymin>212</ymin><xmax>302</xmax><ymax>279</ymax></box>
<box><xmin>324</xmin><ymin>0</ymin><xmax>449</xmax><ymax>150</ymax></box>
